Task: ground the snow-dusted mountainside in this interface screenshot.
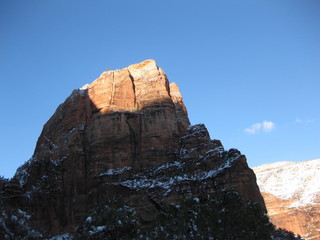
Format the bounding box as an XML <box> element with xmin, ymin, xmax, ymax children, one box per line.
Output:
<box><xmin>253</xmin><ymin>159</ymin><xmax>320</xmax><ymax>207</ymax></box>
<box><xmin>2</xmin><ymin>60</ymin><xmax>284</xmax><ymax>239</ymax></box>
<box><xmin>254</xmin><ymin>159</ymin><xmax>320</xmax><ymax>207</ymax></box>
<box><xmin>253</xmin><ymin>159</ymin><xmax>320</xmax><ymax>240</ymax></box>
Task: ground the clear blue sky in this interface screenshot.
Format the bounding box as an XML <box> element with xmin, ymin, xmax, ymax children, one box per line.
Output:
<box><xmin>1</xmin><ymin>0</ymin><xmax>319</xmax><ymax>178</ymax></box>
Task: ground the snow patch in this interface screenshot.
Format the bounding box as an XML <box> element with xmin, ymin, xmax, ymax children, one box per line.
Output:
<box><xmin>253</xmin><ymin>159</ymin><xmax>320</xmax><ymax>207</ymax></box>
<box><xmin>64</xmin><ymin>124</ymin><xmax>85</xmax><ymax>143</ymax></box>
<box><xmin>44</xmin><ymin>136</ymin><xmax>58</xmax><ymax>149</ymax></box>
<box><xmin>89</xmin><ymin>226</ymin><xmax>106</xmax><ymax>235</ymax></box>
<box><xmin>114</xmin><ymin>154</ymin><xmax>239</xmax><ymax>190</ymax></box>
<box><xmin>49</xmin><ymin>233</ymin><xmax>74</xmax><ymax>240</ymax></box>
<box><xmin>51</xmin><ymin>157</ymin><xmax>67</xmax><ymax>167</ymax></box>
<box><xmin>14</xmin><ymin>156</ymin><xmax>38</xmax><ymax>187</ymax></box>
<box><xmin>153</xmin><ymin>161</ymin><xmax>183</xmax><ymax>173</ymax></box>
<box><xmin>183</xmin><ymin>124</ymin><xmax>208</xmax><ymax>139</ymax></box>
<box><xmin>99</xmin><ymin>166</ymin><xmax>132</xmax><ymax>177</ymax></box>
<box><xmin>85</xmin><ymin>216</ymin><xmax>92</xmax><ymax>223</ymax></box>
<box><xmin>79</xmin><ymin>84</ymin><xmax>89</xmax><ymax>91</ymax></box>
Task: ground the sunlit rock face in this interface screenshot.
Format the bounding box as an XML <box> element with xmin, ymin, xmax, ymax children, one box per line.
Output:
<box><xmin>253</xmin><ymin>159</ymin><xmax>320</xmax><ymax>240</ymax></box>
<box><xmin>4</xmin><ymin>60</ymin><xmax>264</xmax><ymax>237</ymax></box>
<box><xmin>85</xmin><ymin>59</ymin><xmax>190</xmax><ymax>172</ymax></box>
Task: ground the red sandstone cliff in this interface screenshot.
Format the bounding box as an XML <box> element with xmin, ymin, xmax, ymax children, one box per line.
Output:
<box><xmin>254</xmin><ymin>159</ymin><xmax>320</xmax><ymax>240</ymax></box>
<box><xmin>2</xmin><ymin>60</ymin><xmax>265</xmax><ymax>238</ymax></box>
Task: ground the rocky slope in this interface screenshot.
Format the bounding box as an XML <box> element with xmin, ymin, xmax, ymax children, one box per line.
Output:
<box><xmin>0</xmin><ymin>59</ymin><xmax>296</xmax><ymax>239</ymax></box>
<box><xmin>253</xmin><ymin>159</ymin><xmax>320</xmax><ymax>240</ymax></box>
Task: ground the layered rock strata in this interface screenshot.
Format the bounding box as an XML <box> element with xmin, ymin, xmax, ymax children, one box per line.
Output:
<box><xmin>3</xmin><ymin>60</ymin><xmax>265</xmax><ymax>237</ymax></box>
<box><xmin>253</xmin><ymin>159</ymin><xmax>320</xmax><ymax>240</ymax></box>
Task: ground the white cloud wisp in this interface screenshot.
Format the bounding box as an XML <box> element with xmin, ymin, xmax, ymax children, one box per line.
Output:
<box><xmin>295</xmin><ymin>118</ymin><xmax>315</xmax><ymax>124</ymax></box>
<box><xmin>245</xmin><ymin>121</ymin><xmax>275</xmax><ymax>135</ymax></box>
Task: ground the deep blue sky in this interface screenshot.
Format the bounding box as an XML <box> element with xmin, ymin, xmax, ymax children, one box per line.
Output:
<box><xmin>1</xmin><ymin>0</ymin><xmax>319</xmax><ymax>178</ymax></box>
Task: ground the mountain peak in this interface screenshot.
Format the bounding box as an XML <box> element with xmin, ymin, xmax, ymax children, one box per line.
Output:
<box><xmin>127</xmin><ymin>59</ymin><xmax>157</xmax><ymax>70</ymax></box>
<box><xmin>82</xmin><ymin>59</ymin><xmax>181</xmax><ymax>114</ymax></box>
<box><xmin>2</xmin><ymin>60</ymin><xmax>267</xmax><ymax>238</ymax></box>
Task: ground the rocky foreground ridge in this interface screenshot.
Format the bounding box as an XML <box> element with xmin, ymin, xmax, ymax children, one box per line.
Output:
<box><xmin>253</xmin><ymin>159</ymin><xmax>320</xmax><ymax>240</ymax></box>
<box><xmin>0</xmin><ymin>60</ymin><xmax>300</xmax><ymax>239</ymax></box>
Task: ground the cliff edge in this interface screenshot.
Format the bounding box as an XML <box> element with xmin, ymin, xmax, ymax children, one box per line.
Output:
<box><xmin>1</xmin><ymin>60</ymin><xmax>268</xmax><ymax>239</ymax></box>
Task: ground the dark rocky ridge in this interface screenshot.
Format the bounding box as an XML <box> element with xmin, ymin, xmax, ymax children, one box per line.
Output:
<box><xmin>1</xmin><ymin>60</ymin><xmax>267</xmax><ymax>238</ymax></box>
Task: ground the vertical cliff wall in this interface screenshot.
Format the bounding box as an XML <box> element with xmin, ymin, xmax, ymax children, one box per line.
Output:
<box><xmin>2</xmin><ymin>60</ymin><xmax>265</xmax><ymax>237</ymax></box>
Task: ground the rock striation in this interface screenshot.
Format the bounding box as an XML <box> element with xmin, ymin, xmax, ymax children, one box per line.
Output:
<box><xmin>253</xmin><ymin>159</ymin><xmax>320</xmax><ymax>240</ymax></box>
<box><xmin>2</xmin><ymin>60</ymin><xmax>266</xmax><ymax>238</ymax></box>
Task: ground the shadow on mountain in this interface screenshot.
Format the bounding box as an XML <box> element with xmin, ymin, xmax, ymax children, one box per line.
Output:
<box><xmin>0</xmin><ymin>85</ymin><xmax>302</xmax><ymax>240</ymax></box>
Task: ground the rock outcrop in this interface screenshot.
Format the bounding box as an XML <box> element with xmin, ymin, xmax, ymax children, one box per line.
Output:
<box><xmin>2</xmin><ymin>60</ymin><xmax>266</xmax><ymax>238</ymax></box>
<box><xmin>253</xmin><ymin>159</ymin><xmax>320</xmax><ymax>240</ymax></box>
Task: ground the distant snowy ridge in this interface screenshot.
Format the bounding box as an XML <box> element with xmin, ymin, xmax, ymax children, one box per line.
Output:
<box><xmin>253</xmin><ymin>159</ymin><xmax>320</xmax><ymax>208</ymax></box>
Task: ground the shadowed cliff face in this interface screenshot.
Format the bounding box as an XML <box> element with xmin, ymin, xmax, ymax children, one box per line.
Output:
<box><xmin>35</xmin><ymin>60</ymin><xmax>189</xmax><ymax>171</ymax></box>
<box><xmin>5</xmin><ymin>60</ymin><xmax>265</xmax><ymax>237</ymax></box>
